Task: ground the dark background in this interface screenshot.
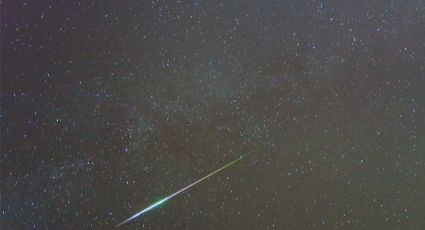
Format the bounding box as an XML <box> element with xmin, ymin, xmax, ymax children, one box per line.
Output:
<box><xmin>2</xmin><ymin>0</ymin><xmax>425</xmax><ymax>229</ymax></box>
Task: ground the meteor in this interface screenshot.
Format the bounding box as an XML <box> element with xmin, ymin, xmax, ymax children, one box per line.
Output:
<box><xmin>116</xmin><ymin>154</ymin><xmax>247</xmax><ymax>227</ymax></box>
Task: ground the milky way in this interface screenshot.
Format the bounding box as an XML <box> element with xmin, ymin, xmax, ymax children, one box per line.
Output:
<box><xmin>2</xmin><ymin>0</ymin><xmax>425</xmax><ymax>229</ymax></box>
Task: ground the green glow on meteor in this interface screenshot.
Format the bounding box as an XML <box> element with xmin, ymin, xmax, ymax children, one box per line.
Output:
<box><xmin>117</xmin><ymin>152</ymin><xmax>254</xmax><ymax>227</ymax></box>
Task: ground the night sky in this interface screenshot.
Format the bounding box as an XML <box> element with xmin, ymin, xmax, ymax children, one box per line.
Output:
<box><xmin>2</xmin><ymin>0</ymin><xmax>425</xmax><ymax>229</ymax></box>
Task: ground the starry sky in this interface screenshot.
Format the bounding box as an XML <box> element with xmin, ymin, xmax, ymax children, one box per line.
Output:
<box><xmin>2</xmin><ymin>0</ymin><xmax>425</xmax><ymax>229</ymax></box>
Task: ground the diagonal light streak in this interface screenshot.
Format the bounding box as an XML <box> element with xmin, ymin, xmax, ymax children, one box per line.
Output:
<box><xmin>116</xmin><ymin>155</ymin><xmax>246</xmax><ymax>227</ymax></box>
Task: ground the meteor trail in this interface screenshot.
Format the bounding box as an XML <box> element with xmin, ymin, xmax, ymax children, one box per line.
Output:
<box><xmin>116</xmin><ymin>154</ymin><xmax>247</xmax><ymax>227</ymax></box>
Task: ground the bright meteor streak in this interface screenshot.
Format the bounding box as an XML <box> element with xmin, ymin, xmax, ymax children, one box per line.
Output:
<box><xmin>116</xmin><ymin>155</ymin><xmax>247</xmax><ymax>227</ymax></box>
